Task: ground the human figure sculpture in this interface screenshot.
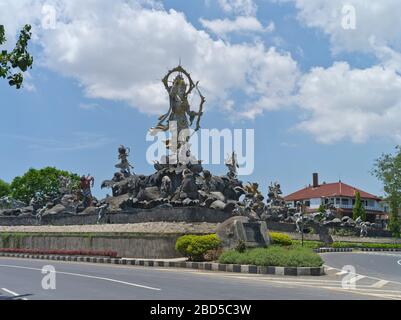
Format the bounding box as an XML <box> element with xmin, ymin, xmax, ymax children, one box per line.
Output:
<box><xmin>295</xmin><ymin>201</ymin><xmax>305</xmax><ymax>233</ymax></box>
<box><xmin>150</xmin><ymin>65</ymin><xmax>205</xmax><ymax>160</ymax></box>
<box><xmin>80</xmin><ymin>174</ymin><xmax>95</xmax><ymax>208</ymax></box>
<box><xmin>360</xmin><ymin>222</ymin><xmax>368</xmax><ymax>237</ymax></box>
<box><xmin>225</xmin><ymin>152</ymin><xmax>239</xmax><ymax>180</ymax></box>
<box><xmin>96</xmin><ymin>202</ymin><xmax>110</xmax><ymax>224</ymax></box>
<box><xmin>160</xmin><ymin>176</ymin><xmax>173</xmax><ymax>199</ymax></box>
<box><xmin>115</xmin><ymin>145</ymin><xmax>134</xmax><ymax>176</ymax></box>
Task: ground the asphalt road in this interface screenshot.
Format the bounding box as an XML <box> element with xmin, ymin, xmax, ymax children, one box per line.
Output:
<box><xmin>0</xmin><ymin>254</ymin><xmax>400</xmax><ymax>300</ymax></box>
<box><xmin>321</xmin><ymin>251</ymin><xmax>401</xmax><ymax>283</ymax></box>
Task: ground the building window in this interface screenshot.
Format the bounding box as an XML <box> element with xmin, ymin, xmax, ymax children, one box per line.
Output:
<box><xmin>342</xmin><ymin>198</ymin><xmax>349</xmax><ymax>205</ymax></box>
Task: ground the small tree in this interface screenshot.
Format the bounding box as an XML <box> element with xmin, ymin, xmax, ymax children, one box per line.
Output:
<box><xmin>0</xmin><ymin>24</ymin><xmax>33</xmax><ymax>89</ymax></box>
<box><xmin>372</xmin><ymin>146</ymin><xmax>401</xmax><ymax>238</ymax></box>
<box><xmin>10</xmin><ymin>167</ymin><xmax>80</xmax><ymax>205</ymax></box>
<box><xmin>353</xmin><ymin>191</ymin><xmax>366</xmax><ymax>221</ymax></box>
<box><xmin>0</xmin><ymin>179</ymin><xmax>10</xmax><ymax>197</ymax></box>
<box><xmin>318</xmin><ymin>204</ymin><xmax>326</xmax><ymax>214</ymax></box>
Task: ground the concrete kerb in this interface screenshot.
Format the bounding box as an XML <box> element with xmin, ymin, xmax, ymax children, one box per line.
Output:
<box><xmin>315</xmin><ymin>247</ymin><xmax>401</xmax><ymax>253</ymax></box>
<box><xmin>0</xmin><ymin>252</ymin><xmax>325</xmax><ymax>276</ymax></box>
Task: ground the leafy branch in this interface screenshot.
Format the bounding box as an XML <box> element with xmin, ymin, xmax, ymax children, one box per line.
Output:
<box><xmin>0</xmin><ymin>24</ymin><xmax>33</xmax><ymax>89</ymax></box>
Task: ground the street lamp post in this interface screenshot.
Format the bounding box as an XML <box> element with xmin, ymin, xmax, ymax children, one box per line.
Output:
<box><xmin>301</xmin><ymin>204</ymin><xmax>305</xmax><ymax>247</ymax></box>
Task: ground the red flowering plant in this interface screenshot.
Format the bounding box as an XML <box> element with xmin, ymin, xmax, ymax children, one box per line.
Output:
<box><xmin>0</xmin><ymin>248</ymin><xmax>118</xmax><ymax>258</ymax></box>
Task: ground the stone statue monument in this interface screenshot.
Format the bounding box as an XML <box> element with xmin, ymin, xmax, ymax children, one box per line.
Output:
<box><xmin>149</xmin><ymin>65</ymin><xmax>205</xmax><ymax>161</ymax></box>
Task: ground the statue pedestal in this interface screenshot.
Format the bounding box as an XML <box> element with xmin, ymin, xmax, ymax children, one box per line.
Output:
<box><xmin>216</xmin><ymin>216</ymin><xmax>271</xmax><ymax>249</ymax></box>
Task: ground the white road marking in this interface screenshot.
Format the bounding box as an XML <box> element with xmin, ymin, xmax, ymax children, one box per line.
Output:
<box><xmin>0</xmin><ymin>264</ymin><xmax>161</xmax><ymax>291</ymax></box>
<box><xmin>336</xmin><ymin>270</ymin><xmax>348</xmax><ymax>276</ymax></box>
<box><xmin>398</xmin><ymin>260</ymin><xmax>401</xmax><ymax>266</ymax></box>
<box><xmin>348</xmin><ymin>275</ymin><xmax>366</xmax><ymax>284</ymax></box>
<box><xmin>371</xmin><ymin>280</ymin><xmax>390</xmax><ymax>288</ymax></box>
<box><xmin>1</xmin><ymin>288</ymin><xmax>28</xmax><ymax>300</ymax></box>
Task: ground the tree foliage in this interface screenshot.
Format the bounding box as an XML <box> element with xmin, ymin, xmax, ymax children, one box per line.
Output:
<box><xmin>372</xmin><ymin>146</ymin><xmax>401</xmax><ymax>237</ymax></box>
<box><xmin>0</xmin><ymin>24</ymin><xmax>33</xmax><ymax>89</ymax></box>
<box><xmin>318</xmin><ymin>204</ymin><xmax>326</xmax><ymax>214</ymax></box>
<box><xmin>0</xmin><ymin>179</ymin><xmax>10</xmax><ymax>197</ymax></box>
<box><xmin>9</xmin><ymin>167</ymin><xmax>80</xmax><ymax>205</ymax></box>
<box><xmin>353</xmin><ymin>191</ymin><xmax>366</xmax><ymax>221</ymax></box>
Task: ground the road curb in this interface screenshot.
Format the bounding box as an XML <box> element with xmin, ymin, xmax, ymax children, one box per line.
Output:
<box><xmin>359</xmin><ymin>247</ymin><xmax>401</xmax><ymax>252</ymax></box>
<box><xmin>315</xmin><ymin>248</ymin><xmax>353</xmax><ymax>253</ymax></box>
<box><xmin>0</xmin><ymin>252</ymin><xmax>325</xmax><ymax>276</ymax></box>
<box><xmin>315</xmin><ymin>247</ymin><xmax>401</xmax><ymax>253</ymax></box>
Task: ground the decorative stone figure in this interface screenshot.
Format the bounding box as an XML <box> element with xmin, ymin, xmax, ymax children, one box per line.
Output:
<box><xmin>160</xmin><ymin>175</ymin><xmax>173</xmax><ymax>199</ymax></box>
<box><xmin>360</xmin><ymin>222</ymin><xmax>368</xmax><ymax>237</ymax></box>
<box><xmin>80</xmin><ymin>174</ymin><xmax>95</xmax><ymax>208</ymax></box>
<box><xmin>115</xmin><ymin>145</ymin><xmax>134</xmax><ymax>176</ymax></box>
<box><xmin>225</xmin><ymin>152</ymin><xmax>239</xmax><ymax>179</ymax></box>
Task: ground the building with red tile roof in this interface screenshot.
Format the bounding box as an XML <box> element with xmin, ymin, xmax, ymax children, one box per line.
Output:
<box><xmin>284</xmin><ymin>173</ymin><xmax>387</xmax><ymax>222</ymax></box>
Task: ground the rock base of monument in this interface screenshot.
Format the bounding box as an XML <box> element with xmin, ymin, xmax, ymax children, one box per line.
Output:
<box><xmin>0</xmin><ymin>207</ymin><xmax>232</xmax><ymax>226</ymax></box>
<box><xmin>216</xmin><ymin>216</ymin><xmax>271</xmax><ymax>250</ymax></box>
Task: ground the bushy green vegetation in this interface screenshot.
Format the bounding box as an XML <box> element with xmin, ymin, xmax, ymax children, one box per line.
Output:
<box><xmin>331</xmin><ymin>242</ymin><xmax>401</xmax><ymax>249</ymax></box>
<box><xmin>291</xmin><ymin>240</ymin><xmax>324</xmax><ymax>249</ymax></box>
<box><xmin>175</xmin><ymin>234</ymin><xmax>221</xmax><ymax>262</ymax></box>
<box><xmin>372</xmin><ymin>146</ymin><xmax>401</xmax><ymax>237</ymax></box>
<box><xmin>0</xmin><ymin>179</ymin><xmax>10</xmax><ymax>197</ymax></box>
<box><xmin>270</xmin><ymin>232</ymin><xmax>293</xmax><ymax>246</ymax></box>
<box><xmin>9</xmin><ymin>167</ymin><xmax>80</xmax><ymax>205</ymax></box>
<box><xmin>353</xmin><ymin>191</ymin><xmax>366</xmax><ymax>221</ymax></box>
<box><xmin>218</xmin><ymin>246</ymin><xmax>323</xmax><ymax>267</ymax></box>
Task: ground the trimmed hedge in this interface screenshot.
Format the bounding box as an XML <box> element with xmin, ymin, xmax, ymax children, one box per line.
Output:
<box><xmin>175</xmin><ymin>234</ymin><xmax>221</xmax><ymax>262</ymax></box>
<box><xmin>291</xmin><ymin>240</ymin><xmax>325</xmax><ymax>249</ymax></box>
<box><xmin>218</xmin><ymin>246</ymin><xmax>323</xmax><ymax>267</ymax></box>
<box><xmin>270</xmin><ymin>232</ymin><xmax>292</xmax><ymax>246</ymax></box>
<box><xmin>331</xmin><ymin>242</ymin><xmax>401</xmax><ymax>249</ymax></box>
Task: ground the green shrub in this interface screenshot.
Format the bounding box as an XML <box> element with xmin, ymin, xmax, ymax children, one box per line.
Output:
<box><xmin>175</xmin><ymin>234</ymin><xmax>221</xmax><ymax>262</ymax></box>
<box><xmin>331</xmin><ymin>242</ymin><xmax>401</xmax><ymax>249</ymax></box>
<box><xmin>270</xmin><ymin>232</ymin><xmax>293</xmax><ymax>246</ymax></box>
<box><xmin>0</xmin><ymin>179</ymin><xmax>10</xmax><ymax>198</ymax></box>
<box><xmin>291</xmin><ymin>240</ymin><xmax>324</xmax><ymax>249</ymax></box>
<box><xmin>218</xmin><ymin>246</ymin><xmax>323</xmax><ymax>268</ymax></box>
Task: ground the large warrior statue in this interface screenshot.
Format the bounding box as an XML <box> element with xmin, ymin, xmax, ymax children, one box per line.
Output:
<box><xmin>150</xmin><ymin>65</ymin><xmax>205</xmax><ymax>160</ymax></box>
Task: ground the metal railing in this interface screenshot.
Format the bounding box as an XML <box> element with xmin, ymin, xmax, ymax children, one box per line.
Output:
<box><xmin>333</xmin><ymin>204</ymin><xmax>384</xmax><ymax>212</ymax></box>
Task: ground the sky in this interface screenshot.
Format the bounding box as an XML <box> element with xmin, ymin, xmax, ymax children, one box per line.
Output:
<box><xmin>1</xmin><ymin>0</ymin><xmax>401</xmax><ymax>199</ymax></box>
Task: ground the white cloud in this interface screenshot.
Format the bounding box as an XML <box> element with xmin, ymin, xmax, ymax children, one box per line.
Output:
<box><xmin>296</xmin><ymin>62</ymin><xmax>401</xmax><ymax>144</ymax></box>
<box><xmin>218</xmin><ymin>0</ymin><xmax>258</xmax><ymax>16</ymax></box>
<box><xmin>0</xmin><ymin>0</ymin><xmax>299</xmax><ymax>119</ymax></box>
<box><xmin>200</xmin><ymin>16</ymin><xmax>274</xmax><ymax>37</ymax></box>
<box><xmin>275</xmin><ymin>0</ymin><xmax>401</xmax><ymax>54</ymax></box>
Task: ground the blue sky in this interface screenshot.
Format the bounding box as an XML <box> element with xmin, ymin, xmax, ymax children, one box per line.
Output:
<box><xmin>1</xmin><ymin>0</ymin><xmax>401</xmax><ymax>198</ymax></box>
